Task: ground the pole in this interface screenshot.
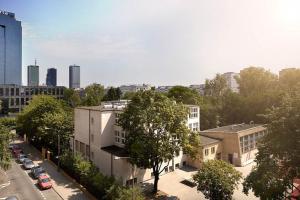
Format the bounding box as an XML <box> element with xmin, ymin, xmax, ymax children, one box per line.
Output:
<box><xmin>57</xmin><ymin>134</ymin><xmax>60</xmax><ymax>171</ymax></box>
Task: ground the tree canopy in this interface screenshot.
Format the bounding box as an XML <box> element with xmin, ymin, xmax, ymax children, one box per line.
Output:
<box><xmin>103</xmin><ymin>87</ymin><xmax>122</xmax><ymax>101</ymax></box>
<box><xmin>0</xmin><ymin>124</ymin><xmax>13</xmax><ymax>170</ymax></box>
<box><xmin>118</xmin><ymin>90</ymin><xmax>200</xmax><ymax>193</ymax></box>
<box><xmin>82</xmin><ymin>83</ymin><xmax>105</xmax><ymax>106</ymax></box>
<box><xmin>167</xmin><ymin>86</ymin><xmax>201</xmax><ymax>105</ymax></box>
<box><xmin>193</xmin><ymin>160</ymin><xmax>242</xmax><ymax>200</ymax></box>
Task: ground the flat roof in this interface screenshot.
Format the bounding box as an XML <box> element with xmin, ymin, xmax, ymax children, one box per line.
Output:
<box><xmin>199</xmin><ymin>135</ymin><xmax>221</xmax><ymax>146</ymax></box>
<box><xmin>101</xmin><ymin>145</ymin><xmax>129</xmax><ymax>157</ymax></box>
<box><xmin>203</xmin><ymin>123</ymin><xmax>265</xmax><ymax>133</ymax></box>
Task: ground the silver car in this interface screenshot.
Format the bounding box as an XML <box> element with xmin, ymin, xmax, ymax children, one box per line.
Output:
<box><xmin>17</xmin><ymin>154</ymin><xmax>28</xmax><ymax>163</ymax></box>
<box><xmin>23</xmin><ymin>159</ymin><xmax>35</xmax><ymax>169</ymax></box>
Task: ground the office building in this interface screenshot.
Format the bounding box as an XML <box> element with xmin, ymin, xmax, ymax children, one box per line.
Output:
<box><xmin>222</xmin><ymin>72</ymin><xmax>239</xmax><ymax>93</ymax></box>
<box><xmin>46</xmin><ymin>68</ymin><xmax>57</xmax><ymax>86</ymax></box>
<box><xmin>69</xmin><ymin>65</ymin><xmax>80</xmax><ymax>89</ymax></box>
<box><xmin>200</xmin><ymin>123</ymin><xmax>266</xmax><ymax>166</ymax></box>
<box><xmin>71</xmin><ymin>101</ymin><xmax>200</xmax><ymax>185</ymax></box>
<box><xmin>119</xmin><ymin>84</ymin><xmax>152</xmax><ymax>94</ymax></box>
<box><xmin>0</xmin><ymin>84</ymin><xmax>65</xmax><ymax>113</ymax></box>
<box><xmin>27</xmin><ymin>65</ymin><xmax>39</xmax><ymax>86</ymax></box>
<box><xmin>0</xmin><ymin>11</ymin><xmax>22</xmax><ymax>85</ymax></box>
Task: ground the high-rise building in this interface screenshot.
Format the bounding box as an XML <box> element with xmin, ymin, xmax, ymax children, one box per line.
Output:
<box><xmin>222</xmin><ymin>72</ymin><xmax>239</xmax><ymax>93</ymax></box>
<box><xmin>46</xmin><ymin>68</ymin><xmax>57</xmax><ymax>86</ymax></box>
<box><xmin>0</xmin><ymin>11</ymin><xmax>22</xmax><ymax>85</ymax></box>
<box><xmin>27</xmin><ymin>65</ymin><xmax>39</xmax><ymax>86</ymax></box>
<box><xmin>69</xmin><ymin>65</ymin><xmax>80</xmax><ymax>89</ymax></box>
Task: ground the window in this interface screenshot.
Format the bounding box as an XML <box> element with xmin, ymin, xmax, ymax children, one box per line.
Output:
<box><xmin>16</xmin><ymin>88</ymin><xmax>19</xmax><ymax>96</ymax></box>
<box><xmin>86</xmin><ymin>145</ymin><xmax>90</xmax><ymax>157</ymax></box>
<box><xmin>126</xmin><ymin>178</ymin><xmax>137</xmax><ymax>186</ymax></box>
<box><xmin>0</xmin><ymin>88</ymin><xmax>3</xmax><ymax>96</ymax></box>
<box><xmin>115</xmin><ymin>113</ymin><xmax>121</xmax><ymax>124</ymax></box>
<box><xmin>192</xmin><ymin>122</ymin><xmax>199</xmax><ymax>131</ymax></box>
<box><xmin>211</xmin><ymin>147</ymin><xmax>215</xmax><ymax>154</ymax></box>
<box><xmin>91</xmin><ymin>134</ymin><xmax>94</xmax><ymax>143</ymax></box>
<box><xmin>75</xmin><ymin>140</ymin><xmax>79</xmax><ymax>151</ymax></box>
<box><xmin>91</xmin><ymin>151</ymin><xmax>94</xmax><ymax>160</ymax></box>
<box><xmin>91</xmin><ymin>117</ymin><xmax>94</xmax><ymax>124</ymax></box>
<box><xmin>189</xmin><ymin>107</ymin><xmax>198</xmax><ymax>118</ymax></box>
<box><xmin>10</xmin><ymin>88</ymin><xmax>14</xmax><ymax>96</ymax></box>
<box><xmin>204</xmin><ymin>149</ymin><xmax>209</xmax><ymax>156</ymax></box>
<box><xmin>80</xmin><ymin>142</ymin><xmax>85</xmax><ymax>155</ymax></box>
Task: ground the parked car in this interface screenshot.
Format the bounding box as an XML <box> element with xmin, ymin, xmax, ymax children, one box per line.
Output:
<box><xmin>23</xmin><ymin>159</ymin><xmax>35</xmax><ymax>169</ymax></box>
<box><xmin>38</xmin><ymin>174</ymin><xmax>52</xmax><ymax>190</ymax></box>
<box><xmin>5</xmin><ymin>196</ymin><xmax>19</xmax><ymax>200</ymax></box>
<box><xmin>31</xmin><ymin>166</ymin><xmax>45</xmax><ymax>179</ymax></box>
<box><xmin>17</xmin><ymin>154</ymin><xmax>28</xmax><ymax>163</ymax></box>
<box><xmin>12</xmin><ymin>147</ymin><xmax>23</xmax><ymax>157</ymax></box>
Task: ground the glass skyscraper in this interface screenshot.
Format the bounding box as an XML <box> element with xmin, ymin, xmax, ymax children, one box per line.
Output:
<box><xmin>27</xmin><ymin>65</ymin><xmax>39</xmax><ymax>86</ymax></box>
<box><xmin>0</xmin><ymin>11</ymin><xmax>22</xmax><ymax>85</ymax></box>
<box><xmin>46</xmin><ymin>68</ymin><xmax>57</xmax><ymax>86</ymax></box>
<box><xmin>69</xmin><ymin>65</ymin><xmax>80</xmax><ymax>89</ymax></box>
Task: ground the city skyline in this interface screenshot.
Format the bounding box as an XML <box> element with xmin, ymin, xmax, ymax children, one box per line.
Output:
<box><xmin>2</xmin><ymin>0</ymin><xmax>300</xmax><ymax>87</ymax></box>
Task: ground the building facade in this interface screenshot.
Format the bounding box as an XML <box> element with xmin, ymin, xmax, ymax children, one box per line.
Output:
<box><xmin>222</xmin><ymin>72</ymin><xmax>239</xmax><ymax>93</ymax></box>
<box><xmin>0</xmin><ymin>84</ymin><xmax>65</xmax><ymax>113</ymax></box>
<box><xmin>69</xmin><ymin>65</ymin><xmax>80</xmax><ymax>89</ymax></box>
<box><xmin>201</xmin><ymin>123</ymin><xmax>267</xmax><ymax>166</ymax></box>
<box><xmin>71</xmin><ymin>101</ymin><xmax>200</xmax><ymax>185</ymax></box>
<box><xmin>0</xmin><ymin>11</ymin><xmax>22</xmax><ymax>85</ymax></box>
<box><xmin>27</xmin><ymin>65</ymin><xmax>39</xmax><ymax>86</ymax></box>
<box><xmin>46</xmin><ymin>68</ymin><xmax>57</xmax><ymax>86</ymax></box>
<box><xmin>119</xmin><ymin>84</ymin><xmax>152</xmax><ymax>94</ymax></box>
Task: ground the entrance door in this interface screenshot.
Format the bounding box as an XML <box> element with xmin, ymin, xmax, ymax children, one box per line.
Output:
<box><xmin>228</xmin><ymin>154</ymin><xmax>233</xmax><ymax>164</ymax></box>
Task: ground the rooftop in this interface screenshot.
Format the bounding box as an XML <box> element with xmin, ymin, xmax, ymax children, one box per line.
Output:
<box><xmin>101</xmin><ymin>145</ymin><xmax>129</xmax><ymax>158</ymax></box>
<box><xmin>199</xmin><ymin>135</ymin><xmax>221</xmax><ymax>146</ymax></box>
<box><xmin>203</xmin><ymin>123</ymin><xmax>265</xmax><ymax>133</ymax></box>
<box><xmin>77</xmin><ymin>100</ymin><xmax>130</xmax><ymax>111</ymax></box>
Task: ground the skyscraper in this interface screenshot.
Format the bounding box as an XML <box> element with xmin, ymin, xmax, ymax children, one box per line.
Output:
<box><xmin>46</xmin><ymin>68</ymin><xmax>57</xmax><ymax>86</ymax></box>
<box><xmin>27</xmin><ymin>65</ymin><xmax>39</xmax><ymax>86</ymax></box>
<box><xmin>69</xmin><ymin>65</ymin><xmax>80</xmax><ymax>89</ymax></box>
<box><xmin>0</xmin><ymin>11</ymin><xmax>22</xmax><ymax>85</ymax></box>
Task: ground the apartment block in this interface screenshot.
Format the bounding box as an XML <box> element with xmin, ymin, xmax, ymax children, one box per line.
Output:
<box><xmin>200</xmin><ymin>123</ymin><xmax>266</xmax><ymax>166</ymax></box>
<box><xmin>0</xmin><ymin>84</ymin><xmax>65</xmax><ymax>113</ymax></box>
<box><xmin>71</xmin><ymin>101</ymin><xmax>200</xmax><ymax>185</ymax></box>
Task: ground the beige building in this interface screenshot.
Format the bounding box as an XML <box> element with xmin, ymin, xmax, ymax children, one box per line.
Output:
<box><xmin>71</xmin><ymin>100</ymin><xmax>200</xmax><ymax>185</ymax></box>
<box><xmin>200</xmin><ymin>123</ymin><xmax>267</xmax><ymax>166</ymax></box>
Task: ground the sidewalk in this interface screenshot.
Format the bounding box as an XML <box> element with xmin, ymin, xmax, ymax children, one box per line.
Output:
<box><xmin>16</xmin><ymin>140</ymin><xmax>92</xmax><ymax>200</ymax></box>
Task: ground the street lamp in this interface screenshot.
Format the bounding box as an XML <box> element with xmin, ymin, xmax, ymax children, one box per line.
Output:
<box><xmin>45</xmin><ymin>127</ymin><xmax>61</xmax><ymax>171</ymax></box>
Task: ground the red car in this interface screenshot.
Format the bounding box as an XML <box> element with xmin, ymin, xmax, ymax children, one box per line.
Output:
<box><xmin>12</xmin><ymin>146</ymin><xmax>23</xmax><ymax>157</ymax></box>
<box><xmin>38</xmin><ymin>174</ymin><xmax>52</xmax><ymax>190</ymax></box>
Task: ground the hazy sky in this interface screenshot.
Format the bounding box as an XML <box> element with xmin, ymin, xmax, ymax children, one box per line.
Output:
<box><xmin>1</xmin><ymin>0</ymin><xmax>300</xmax><ymax>87</ymax></box>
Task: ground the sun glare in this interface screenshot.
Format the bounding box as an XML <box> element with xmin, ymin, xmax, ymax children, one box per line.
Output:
<box><xmin>276</xmin><ymin>0</ymin><xmax>300</xmax><ymax>29</ymax></box>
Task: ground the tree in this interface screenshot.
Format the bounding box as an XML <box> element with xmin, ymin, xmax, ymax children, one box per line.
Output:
<box><xmin>0</xmin><ymin>125</ymin><xmax>13</xmax><ymax>170</ymax></box>
<box><xmin>167</xmin><ymin>86</ymin><xmax>201</xmax><ymax>105</ymax></box>
<box><xmin>122</xmin><ymin>91</ymin><xmax>137</xmax><ymax>100</ymax></box>
<box><xmin>17</xmin><ymin>95</ymin><xmax>73</xmax><ymax>153</ymax></box>
<box><xmin>82</xmin><ymin>83</ymin><xmax>105</xmax><ymax>106</ymax></box>
<box><xmin>103</xmin><ymin>87</ymin><xmax>122</xmax><ymax>101</ymax></box>
<box><xmin>279</xmin><ymin>68</ymin><xmax>300</xmax><ymax>93</ymax></box>
<box><xmin>118</xmin><ymin>90</ymin><xmax>200</xmax><ymax>193</ymax></box>
<box><xmin>106</xmin><ymin>185</ymin><xmax>145</xmax><ymax>200</ymax></box>
<box><xmin>193</xmin><ymin>160</ymin><xmax>242</xmax><ymax>200</ymax></box>
<box><xmin>204</xmin><ymin>74</ymin><xmax>229</xmax><ymax>97</ymax></box>
<box><xmin>63</xmin><ymin>88</ymin><xmax>81</xmax><ymax>108</ymax></box>
<box><xmin>243</xmin><ymin>91</ymin><xmax>300</xmax><ymax>199</ymax></box>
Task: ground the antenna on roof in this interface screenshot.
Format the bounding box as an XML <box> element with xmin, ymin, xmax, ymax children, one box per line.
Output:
<box><xmin>34</xmin><ymin>58</ymin><xmax>37</xmax><ymax>66</ymax></box>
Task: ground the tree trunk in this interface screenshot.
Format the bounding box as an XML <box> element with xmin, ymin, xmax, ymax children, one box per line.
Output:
<box><xmin>153</xmin><ymin>173</ymin><xmax>159</xmax><ymax>194</ymax></box>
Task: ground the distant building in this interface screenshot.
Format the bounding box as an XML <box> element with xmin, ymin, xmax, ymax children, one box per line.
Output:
<box><xmin>155</xmin><ymin>86</ymin><xmax>174</xmax><ymax>93</ymax></box>
<box><xmin>0</xmin><ymin>11</ymin><xmax>22</xmax><ymax>85</ymax></box>
<box><xmin>0</xmin><ymin>84</ymin><xmax>65</xmax><ymax>113</ymax></box>
<box><xmin>200</xmin><ymin>123</ymin><xmax>266</xmax><ymax>166</ymax></box>
<box><xmin>71</xmin><ymin>101</ymin><xmax>200</xmax><ymax>185</ymax></box>
<box><xmin>69</xmin><ymin>65</ymin><xmax>80</xmax><ymax>89</ymax></box>
<box><xmin>119</xmin><ymin>84</ymin><xmax>151</xmax><ymax>94</ymax></box>
<box><xmin>189</xmin><ymin>84</ymin><xmax>205</xmax><ymax>95</ymax></box>
<box><xmin>46</xmin><ymin>68</ymin><xmax>57</xmax><ymax>86</ymax></box>
<box><xmin>27</xmin><ymin>65</ymin><xmax>39</xmax><ymax>86</ymax></box>
<box><xmin>222</xmin><ymin>72</ymin><xmax>239</xmax><ymax>93</ymax></box>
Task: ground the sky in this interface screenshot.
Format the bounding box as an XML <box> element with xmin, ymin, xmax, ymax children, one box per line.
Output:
<box><xmin>1</xmin><ymin>0</ymin><xmax>300</xmax><ymax>87</ymax></box>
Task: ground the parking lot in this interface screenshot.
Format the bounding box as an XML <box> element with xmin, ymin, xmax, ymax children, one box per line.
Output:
<box><xmin>145</xmin><ymin>163</ymin><xmax>259</xmax><ymax>200</ymax></box>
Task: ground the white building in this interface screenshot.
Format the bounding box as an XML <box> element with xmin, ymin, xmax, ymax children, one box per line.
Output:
<box><xmin>222</xmin><ymin>72</ymin><xmax>239</xmax><ymax>93</ymax></box>
<box><xmin>119</xmin><ymin>84</ymin><xmax>151</xmax><ymax>94</ymax></box>
<box><xmin>71</xmin><ymin>100</ymin><xmax>200</xmax><ymax>185</ymax></box>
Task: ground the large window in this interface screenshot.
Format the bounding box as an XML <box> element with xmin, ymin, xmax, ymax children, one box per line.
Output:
<box><xmin>204</xmin><ymin>148</ymin><xmax>209</xmax><ymax>156</ymax></box>
<box><xmin>240</xmin><ymin>131</ymin><xmax>265</xmax><ymax>154</ymax></box>
<box><xmin>115</xmin><ymin>130</ymin><xmax>126</xmax><ymax>144</ymax></box>
<box><xmin>189</xmin><ymin>107</ymin><xmax>198</xmax><ymax>118</ymax></box>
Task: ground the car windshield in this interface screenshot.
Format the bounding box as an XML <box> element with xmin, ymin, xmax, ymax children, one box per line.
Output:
<box><xmin>41</xmin><ymin>178</ymin><xmax>50</xmax><ymax>183</ymax></box>
<box><xmin>19</xmin><ymin>155</ymin><xmax>26</xmax><ymax>158</ymax></box>
<box><xmin>36</xmin><ymin>168</ymin><xmax>44</xmax><ymax>173</ymax></box>
<box><xmin>25</xmin><ymin>161</ymin><xmax>33</xmax><ymax>165</ymax></box>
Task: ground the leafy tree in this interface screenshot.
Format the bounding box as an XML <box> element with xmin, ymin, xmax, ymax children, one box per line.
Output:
<box><xmin>0</xmin><ymin>117</ymin><xmax>16</xmax><ymax>130</ymax></box>
<box><xmin>63</xmin><ymin>88</ymin><xmax>81</xmax><ymax>108</ymax></box>
<box><xmin>279</xmin><ymin>68</ymin><xmax>300</xmax><ymax>93</ymax></box>
<box><xmin>118</xmin><ymin>90</ymin><xmax>200</xmax><ymax>193</ymax></box>
<box><xmin>106</xmin><ymin>185</ymin><xmax>145</xmax><ymax>200</ymax></box>
<box><xmin>0</xmin><ymin>125</ymin><xmax>13</xmax><ymax>170</ymax></box>
<box><xmin>122</xmin><ymin>91</ymin><xmax>137</xmax><ymax>100</ymax></box>
<box><xmin>204</xmin><ymin>74</ymin><xmax>229</xmax><ymax>97</ymax></box>
<box><xmin>82</xmin><ymin>83</ymin><xmax>105</xmax><ymax>106</ymax></box>
<box><xmin>103</xmin><ymin>87</ymin><xmax>122</xmax><ymax>101</ymax></box>
<box><xmin>17</xmin><ymin>95</ymin><xmax>73</xmax><ymax>153</ymax></box>
<box><xmin>243</xmin><ymin>91</ymin><xmax>300</xmax><ymax>199</ymax></box>
<box><xmin>193</xmin><ymin>160</ymin><xmax>242</xmax><ymax>200</ymax></box>
<box><xmin>167</xmin><ymin>86</ymin><xmax>201</xmax><ymax>105</ymax></box>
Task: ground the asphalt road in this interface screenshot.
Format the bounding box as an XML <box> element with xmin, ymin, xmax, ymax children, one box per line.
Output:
<box><xmin>0</xmin><ymin>157</ymin><xmax>62</xmax><ymax>200</ymax></box>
